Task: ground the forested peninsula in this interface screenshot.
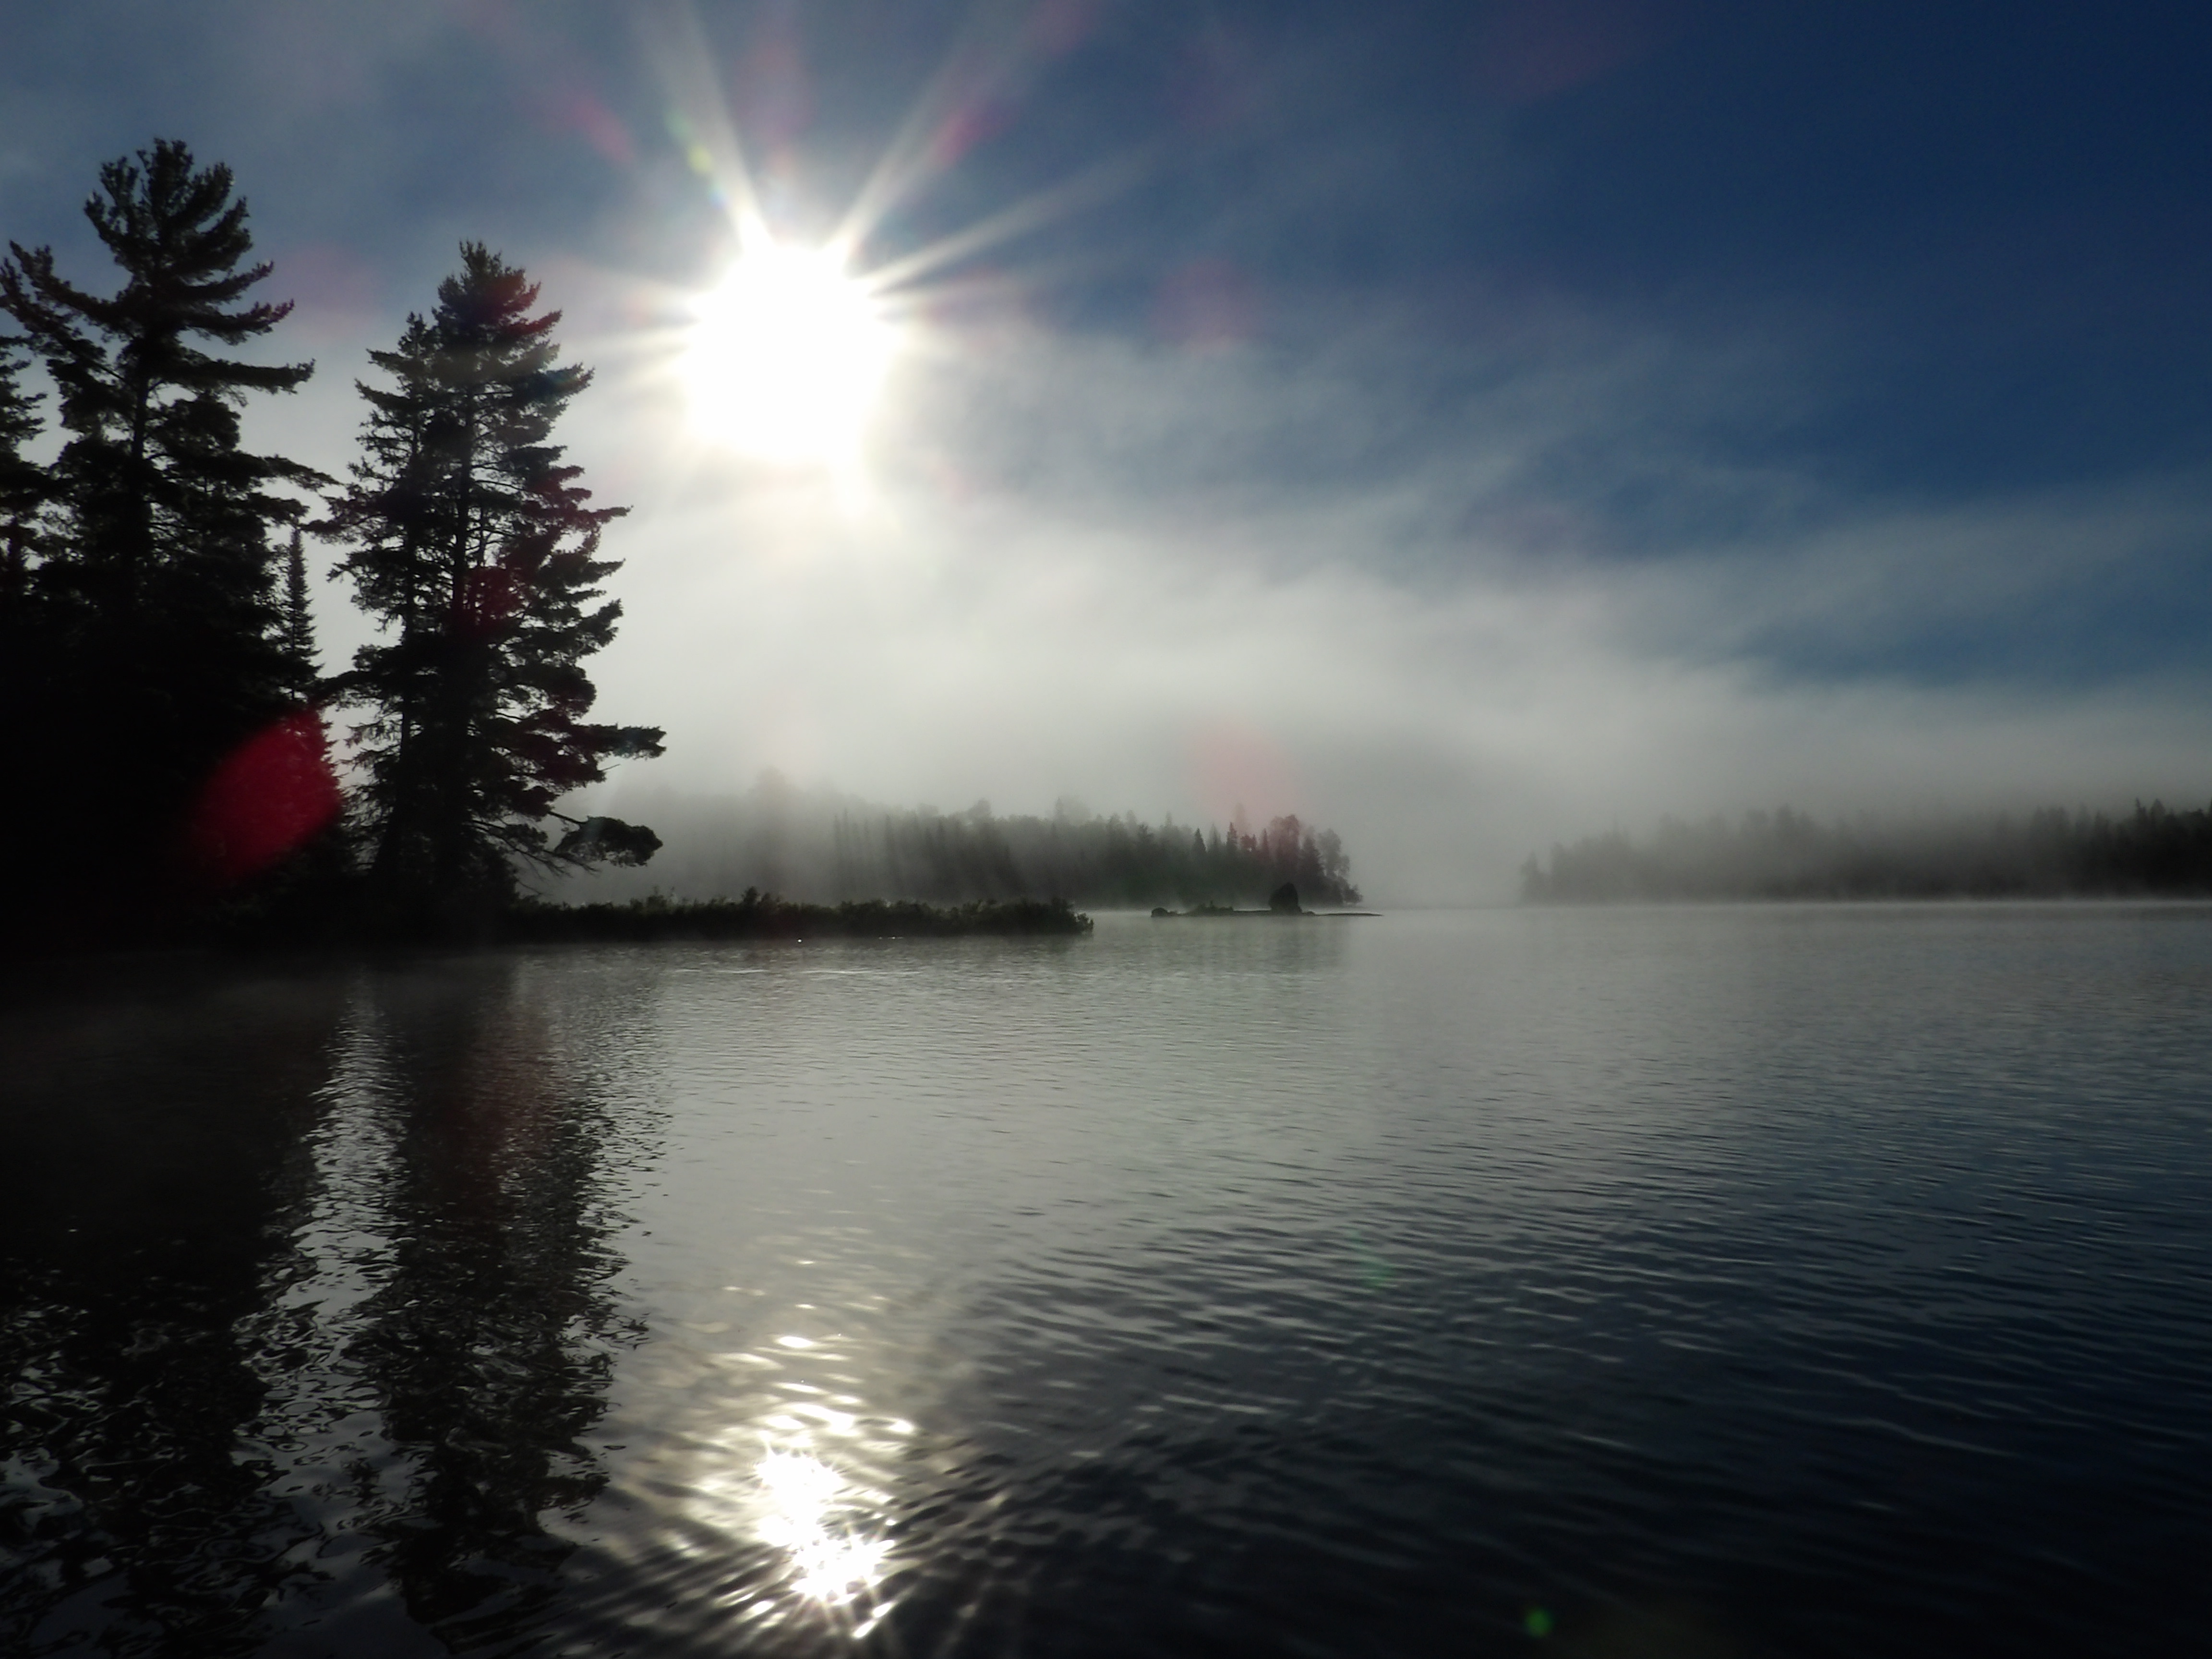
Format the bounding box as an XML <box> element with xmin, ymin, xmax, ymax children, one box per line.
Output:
<box><xmin>542</xmin><ymin>781</ymin><xmax>1362</xmax><ymax>913</ymax></box>
<box><xmin>0</xmin><ymin>141</ymin><xmax>1352</xmax><ymax>951</ymax></box>
<box><xmin>1522</xmin><ymin>803</ymin><xmax>2212</xmax><ymax>902</ymax></box>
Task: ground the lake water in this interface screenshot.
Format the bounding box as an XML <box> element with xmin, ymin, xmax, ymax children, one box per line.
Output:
<box><xmin>4</xmin><ymin>906</ymin><xmax>2209</xmax><ymax>1657</ymax></box>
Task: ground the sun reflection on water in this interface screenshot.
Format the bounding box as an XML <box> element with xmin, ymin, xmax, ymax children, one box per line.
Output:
<box><xmin>671</xmin><ymin>1327</ymin><xmax>914</xmax><ymax>1635</ymax></box>
<box><xmin>755</xmin><ymin>1449</ymin><xmax>892</xmax><ymax>1603</ymax></box>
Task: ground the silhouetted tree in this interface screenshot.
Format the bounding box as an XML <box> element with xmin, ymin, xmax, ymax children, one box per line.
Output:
<box><xmin>0</xmin><ymin>140</ymin><xmax>325</xmax><ymax>937</ymax></box>
<box><xmin>0</xmin><ymin>333</ymin><xmax>55</xmax><ymax>926</ymax></box>
<box><xmin>0</xmin><ymin>331</ymin><xmax>48</xmax><ymax>720</ymax></box>
<box><xmin>278</xmin><ymin>526</ymin><xmax>317</xmax><ymax>694</ymax></box>
<box><xmin>0</xmin><ymin>330</ymin><xmax>48</xmax><ymax>602</ymax></box>
<box><xmin>326</xmin><ymin>245</ymin><xmax>663</xmax><ymax>931</ymax></box>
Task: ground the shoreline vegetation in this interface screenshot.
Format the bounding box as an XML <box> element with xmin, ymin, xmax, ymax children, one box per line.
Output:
<box><xmin>507</xmin><ymin>891</ymin><xmax>1093</xmax><ymax>941</ymax></box>
<box><xmin>3</xmin><ymin>143</ymin><xmax>668</xmax><ymax>952</ymax></box>
<box><xmin>1148</xmin><ymin>908</ymin><xmax>1377</xmax><ymax>918</ymax></box>
<box><xmin>1523</xmin><ymin>802</ymin><xmax>2212</xmax><ymax>902</ymax></box>
<box><xmin>540</xmin><ymin>782</ymin><xmax>1363</xmax><ymax>914</ymax></box>
<box><xmin>1149</xmin><ymin>881</ymin><xmax>1374</xmax><ymax>918</ymax></box>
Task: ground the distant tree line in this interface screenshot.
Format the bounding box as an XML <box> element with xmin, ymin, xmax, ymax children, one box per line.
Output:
<box><xmin>834</xmin><ymin>800</ymin><xmax>1360</xmax><ymax>908</ymax></box>
<box><xmin>0</xmin><ymin>139</ymin><xmax>660</xmax><ymax>945</ymax></box>
<box><xmin>547</xmin><ymin>781</ymin><xmax>1363</xmax><ymax>909</ymax></box>
<box><xmin>1522</xmin><ymin>802</ymin><xmax>2212</xmax><ymax>902</ymax></box>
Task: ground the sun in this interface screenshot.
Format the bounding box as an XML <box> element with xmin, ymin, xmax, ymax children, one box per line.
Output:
<box><xmin>683</xmin><ymin>243</ymin><xmax>895</xmax><ymax>465</ymax></box>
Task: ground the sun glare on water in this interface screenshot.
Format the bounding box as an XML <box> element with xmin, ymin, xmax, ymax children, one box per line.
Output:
<box><xmin>755</xmin><ymin>1449</ymin><xmax>891</xmax><ymax>1603</ymax></box>
<box><xmin>684</xmin><ymin>243</ymin><xmax>895</xmax><ymax>465</ymax></box>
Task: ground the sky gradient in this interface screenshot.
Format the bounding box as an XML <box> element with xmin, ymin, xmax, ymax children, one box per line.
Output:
<box><xmin>4</xmin><ymin>0</ymin><xmax>2208</xmax><ymax>900</ymax></box>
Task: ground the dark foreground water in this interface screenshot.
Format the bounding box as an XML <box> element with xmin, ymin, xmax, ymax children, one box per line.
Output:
<box><xmin>4</xmin><ymin>907</ymin><xmax>2209</xmax><ymax>1658</ymax></box>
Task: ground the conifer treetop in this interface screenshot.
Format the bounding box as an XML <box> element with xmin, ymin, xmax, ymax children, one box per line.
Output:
<box><xmin>2</xmin><ymin>140</ymin><xmax>313</xmax><ymax>420</ymax></box>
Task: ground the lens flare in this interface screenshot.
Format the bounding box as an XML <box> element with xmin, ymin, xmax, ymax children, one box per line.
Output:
<box><xmin>186</xmin><ymin>710</ymin><xmax>343</xmax><ymax>886</ymax></box>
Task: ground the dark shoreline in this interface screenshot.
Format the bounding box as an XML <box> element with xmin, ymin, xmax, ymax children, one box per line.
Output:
<box><xmin>0</xmin><ymin>895</ymin><xmax>1094</xmax><ymax>980</ymax></box>
<box><xmin>1148</xmin><ymin>906</ymin><xmax>1379</xmax><ymax>918</ymax></box>
<box><xmin>506</xmin><ymin>892</ymin><xmax>1094</xmax><ymax>941</ymax></box>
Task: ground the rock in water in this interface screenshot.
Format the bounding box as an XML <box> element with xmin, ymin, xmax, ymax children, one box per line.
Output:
<box><xmin>1269</xmin><ymin>882</ymin><xmax>1301</xmax><ymax>914</ymax></box>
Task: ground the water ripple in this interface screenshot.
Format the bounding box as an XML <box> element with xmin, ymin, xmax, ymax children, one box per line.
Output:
<box><xmin>3</xmin><ymin>909</ymin><xmax>2210</xmax><ymax>1654</ymax></box>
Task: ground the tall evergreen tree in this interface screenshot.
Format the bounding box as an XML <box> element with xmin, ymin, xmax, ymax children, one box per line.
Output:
<box><xmin>0</xmin><ymin>334</ymin><xmax>55</xmax><ymax>901</ymax></box>
<box><xmin>0</xmin><ymin>140</ymin><xmax>325</xmax><ymax>934</ymax></box>
<box><xmin>280</xmin><ymin>525</ymin><xmax>317</xmax><ymax>693</ymax></box>
<box><xmin>0</xmin><ymin>330</ymin><xmax>48</xmax><ymax>603</ymax></box>
<box><xmin>328</xmin><ymin>244</ymin><xmax>662</xmax><ymax>928</ymax></box>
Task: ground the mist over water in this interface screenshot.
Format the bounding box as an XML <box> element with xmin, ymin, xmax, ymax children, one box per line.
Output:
<box><xmin>5</xmin><ymin>906</ymin><xmax>2208</xmax><ymax>1656</ymax></box>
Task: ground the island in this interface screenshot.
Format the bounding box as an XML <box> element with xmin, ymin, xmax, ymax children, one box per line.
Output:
<box><xmin>1151</xmin><ymin>883</ymin><xmax>1377</xmax><ymax>918</ymax></box>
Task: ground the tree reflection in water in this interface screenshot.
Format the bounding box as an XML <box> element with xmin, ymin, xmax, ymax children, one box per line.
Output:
<box><xmin>338</xmin><ymin>961</ymin><xmax>647</xmax><ymax>1644</ymax></box>
<box><xmin>2</xmin><ymin>972</ymin><xmax>340</xmax><ymax>1654</ymax></box>
<box><xmin>0</xmin><ymin>956</ymin><xmax>654</xmax><ymax>1656</ymax></box>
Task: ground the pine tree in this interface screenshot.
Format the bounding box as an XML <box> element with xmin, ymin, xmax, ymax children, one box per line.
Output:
<box><xmin>0</xmin><ymin>140</ymin><xmax>326</xmax><ymax>930</ymax></box>
<box><xmin>328</xmin><ymin>244</ymin><xmax>663</xmax><ymax>928</ymax></box>
<box><xmin>280</xmin><ymin>525</ymin><xmax>317</xmax><ymax>692</ymax></box>
<box><xmin>0</xmin><ymin>334</ymin><xmax>55</xmax><ymax>907</ymax></box>
<box><xmin>0</xmin><ymin>331</ymin><xmax>48</xmax><ymax>603</ymax></box>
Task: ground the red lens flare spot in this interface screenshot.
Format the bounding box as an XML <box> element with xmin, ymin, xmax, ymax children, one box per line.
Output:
<box><xmin>1029</xmin><ymin>0</ymin><xmax>1100</xmax><ymax>57</ymax></box>
<box><xmin>1154</xmin><ymin>258</ymin><xmax>1262</xmax><ymax>350</ymax></box>
<box><xmin>929</xmin><ymin>98</ymin><xmax>1015</xmax><ymax>167</ymax></box>
<box><xmin>559</xmin><ymin>86</ymin><xmax>638</xmax><ymax>168</ymax></box>
<box><xmin>1188</xmin><ymin>720</ymin><xmax>1297</xmax><ymax>830</ymax></box>
<box><xmin>1472</xmin><ymin>0</ymin><xmax>1658</xmax><ymax>104</ymax></box>
<box><xmin>188</xmin><ymin>711</ymin><xmax>343</xmax><ymax>886</ymax></box>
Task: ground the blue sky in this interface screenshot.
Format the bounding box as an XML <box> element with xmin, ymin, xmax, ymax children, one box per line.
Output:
<box><xmin>4</xmin><ymin>0</ymin><xmax>2208</xmax><ymax>896</ymax></box>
